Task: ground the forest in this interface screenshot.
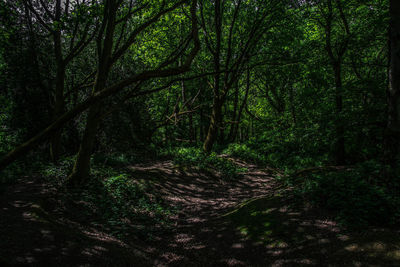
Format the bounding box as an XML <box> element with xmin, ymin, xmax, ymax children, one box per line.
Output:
<box><xmin>0</xmin><ymin>0</ymin><xmax>399</xmax><ymax>265</ymax></box>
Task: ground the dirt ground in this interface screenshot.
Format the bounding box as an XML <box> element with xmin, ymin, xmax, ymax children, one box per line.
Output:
<box><xmin>1</xmin><ymin>159</ymin><xmax>399</xmax><ymax>266</ymax></box>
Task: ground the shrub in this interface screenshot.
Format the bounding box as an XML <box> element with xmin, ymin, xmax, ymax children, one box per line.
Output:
<box><xmin>163</xmin><ymin>147</ymin><xmax>246</xmax><ymax>180</ymax></box>
<box><xmin>40</xmin><ymin>156</ymin><xmax>75</xmax><ymax>184</ymax></box>
<box><xmin>223</xmin><ymin>143</ymin><xmax>267</xmax><ymax>165</ymax></box>
<box><xmin>67</xmin><ymin>171</ymin><xmax>175</xmax><ymax>239</ymax></box>
<box><xmin>205</xmin><ymin>152</ymin><xmax>246</xmax><ymax>179</ymax></box>
<box><xmin>292</xmin><ymin>163</ymin><xmax>399</xmax><ymax>228</ymax></box>
<box><xmin>0</xmin><ymin>163</ymin><xmax>25</xmax><ymax>187</ymax></box>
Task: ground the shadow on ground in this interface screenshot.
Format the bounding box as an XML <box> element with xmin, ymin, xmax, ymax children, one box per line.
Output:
<box><xmin>1</xmin><ymin>159</ymin><xmax>399</xmax><ymax>266</ymax></box>
<box><xmin>0</xmin><ymin>179</ymin><xmax>151</xmax><ymax>266</ymax></box>
<box><xmin>126</xmin><ymin>160</ymin><xmax>400</xmax><ymax>266</ymax></box>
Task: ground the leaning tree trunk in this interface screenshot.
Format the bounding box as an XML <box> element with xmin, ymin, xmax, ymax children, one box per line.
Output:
<box><xmin>385</xmin><ymin>0</ymin><xmax>400</xmax><ymax>167</ymax></box>
<box><xmin>68</xmin><ymin>0</ymin><xmax>117</xmax><ymax>185</ymax></box>
<box><xmin>68</xmin><ymin>103</ymin><xmax>102</xmax><ymax>185</ymax></box>
<box><xmin>68</xmin><ymin>74</ymin><xmax>111</xmax><ymax>185</ymax></box>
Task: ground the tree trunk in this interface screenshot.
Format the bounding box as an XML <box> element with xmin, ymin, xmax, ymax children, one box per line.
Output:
<box><xmin>189</xmin><ymin>114</ymin><xmax>195</xmax><ymax>143</ymax></box>
<box><xmin>218</xmin><ymin>104</ymin><xmax>226</xmax><ymax>144</ymax></box>
<box><xmin>202</xmin><ymin>0</ymin><xmax>222</xmax><ymax>153</ymax></box>
<box><xmin>228</xmin><ymin>81</ymin><xmax>239</xmax><ymax>141</ymax></box>
<box><xmin>322</xmin><ymin>0</ymin><xmax>348</xmax><ymax>165</ymax></box>
<box><xmin>200</xmin><ymin>105</ymin><xmax>205</xmax><ymax>142</ymax></box>
<box><xmin>68</xmin><ymin>104</ymin><xmax>102</xmax><ymax>184</ymax></box>
<box><xmin>68</xmin><ymin>0</ymin><xmax>117</xmax><ymax>185</ymax></box>
<box><xmin>231</xmin><ymin>68</ymin><xmax>250</xmax><ymax>142</ymax></box>
<box><xmin>50</xmin><ymin>65</ymin><xmax>65</xmax><ymax>162</ymax></box>
<box><xmin>385</xmin><ymin>0</ymin><xmax>400</xmax><ymax>167</ymax></box>
<box><xmin>333</xmin><ymin>62</ymin><xmax>346</xmax><ymax>165</ymax></box>
<box><xmin>203</xmin><ymin>98</ymin><xmax>222</xmax><ymax>153</ymax></box>
<box><xmin>50</xmin><ymin>3</ymin><xmax>65</xmax><ymax>163</ymax></box>
<box><xmin>289</xmin><ymin>85</ymin><xmax>297</xmax><ymax>126</ymax></box>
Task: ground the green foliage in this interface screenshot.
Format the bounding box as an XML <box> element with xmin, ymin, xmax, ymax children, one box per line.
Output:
<box><xmin>77</xmin><ymin>170</ymin><xmax>175</xmax><ymax>239</ymax></box>
<box><xmin>40</xmin><ymin>156</ymin><xmax>76</xmax><ymax>184</ymax></box>
<box><xmin>0</xmin><ymin>0</ymin><xmax>396</xmax><ymax>234</ymax></box>
<box><xmin>223</xmin><ymin>143</ymin><xmax>267</xmax><ymax>165</ymax></box>
<box><xmin>162</xmin><ymin>147</ymin><xmax>247</xmax><ymax>179</ymax></box>
<box><xmin>290</xmin><ymin>162</ymin><xmax>400</xmax><ymax>228</ymax></box>
<box><xmin>0</xmin><ymin>163</ymin><xmax>24</xmax><ymax>188</ymax></box>
<box><xmin>206</xmin><ymin>152</ymin><xmax>247</xmax><ymax>179</ymax></box>
<box><xmin>0</xmin><ymin>95</ymin><xmax>18</xmax><ymax>156</ymax></box>
<box><xmin>39</xmin><ymin>158</ymin><xmax>175</xmax><ymax>239</ymax></box>
<box><xmin>168</xmin><ymin>147</ymin><xmax>206</xmax><ymax>167</ymax></box>
<box><xmin>224</xmin><ymin>138</ymin><xmax>327</xmax><ymax>172</ymax></box>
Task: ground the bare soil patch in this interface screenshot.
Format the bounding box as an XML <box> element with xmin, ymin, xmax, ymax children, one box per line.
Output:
<box><xmin>1</xmin><ymin>159</ymin><xmax>399</xmax><ymax>266</ymax></box>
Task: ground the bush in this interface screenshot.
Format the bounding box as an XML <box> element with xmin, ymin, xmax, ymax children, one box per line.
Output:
<box><xmin>162</xmin><ymin>147</ymin><xmax>246</xmax><ymax>180</ymax></box>
<box><xmin>223</xmin><ymin>143</ymin><xmax>267</xmax><ymax>165</ymax></box>
<box><xmin>68</xmin><ymin>170</ymin><xmax>175</xmax><ymax>239</ymax></box>
<box><xmin>169</xmin><ymin>147</ymin><xmax>206</xmax><ymax>167</ymax></box>
<box><xmin>292</xmin><ymin>163</ymin><xmax>399</xmax><ymax>228</ymax></box>
<box><xmin>40</xmin><ymin>156</ymin><xmax>75</xmax><ymax>184</ymax></box>
<box><xmin>0</xmin><ymin>162</ymin><xmax>25</xmax><ymax>187</ymax></box>
<box><xmin>92</xmin><ymin>151</ymin><xmax>154</xmax><ymax>167</ymax></box>
<box><xmin>36</xmin><ymin>155</ymin><xmax>175</xmax><ymax>238</ymax></box>
<box><xmin>222</xmin><ymin>136</ymin><xmax>328</xmax><ymax>171</ymax></box>
<box><xmin>97</xmin><ymin>173</ymin><xmax>171</xmax><ymax>221</ymax></box>
<box><xmin>206</xmin><ymin>152</ymin><xmax>246</xmax><ymax>179</ymax></box>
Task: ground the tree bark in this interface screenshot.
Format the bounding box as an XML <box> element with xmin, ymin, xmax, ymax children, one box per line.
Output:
<box><xmin>231</xmin><ymin>67</ymin><xmax>250</xmax><ymax>142</ymax></box>
<box><xmin>50</xmin><ymin>64</ymin><xmax>65</xmax><ymax>162</ymax></box>
<box><xmin>385</xmin><ymin>0</ymin><xmax>400</xmax><ymax>167</ymax></box>
<box><xmin>50</xmin><ymin>0</ymin><xmax>65</xmax><ymax>162</ymax></box>
<box><xmin>0</xmin><ymin>0</ymin><xmax>200</xmax><ymax>172</ymax></box>
<box><xmin>322</xmin><ymin>0</ymin><xmax>348</xmax><ymax>165</ymax></box>
<box><xmin>203</xmin><ymin>0</ymin><xmax>222</xmax><ymax>153</ymax></box>
<box><xmin>203</xmin><ymin>98</ymin><xmax>223</xmax><ymax>153</ymax></box>
<box><xmin>333</xmin><ymin>62</ymin><xmax>345</xmax><ymax>165</ymax></box>
<box><xmin>228</xmin><ymin>80</ymin><xmax>239</xmax><ymax>141</ymax></box>
<box><xmin>68</xmin><ymin>0</ymin><xmax>118</xmax><ymax>185</ymax></box>
<box><xmin>68</xmin><ymin>103</ymin><xmax>102</xmax><ymax>184</ymax></box>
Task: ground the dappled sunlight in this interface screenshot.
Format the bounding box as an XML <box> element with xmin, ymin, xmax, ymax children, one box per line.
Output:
<box><xmin>0</xmin><ymin>178</ymin><xmax>151</xmax><ymax>266</ymax></box>
<box><xmin>1</xmin><ymin>161</ymin><xmax>399</xmax><ymax>266</ymax></box>
<box><xmin>1</xmin><ymin>0</ymin><xmax>397</xmax><ymax>265</ymax></box>
<box><xmin>117</xmin><ymin>159</ymin><xmax>400</xmax><ymax>266</ymax></box>
<box><xmin>222</xmin><ymin>194</ymin><xmax>400</xmax><ymax>266</ymax></box>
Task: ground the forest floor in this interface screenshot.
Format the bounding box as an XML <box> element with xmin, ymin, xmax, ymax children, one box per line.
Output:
<box><xmin>1</xmin><ymin>159</ymin><xmax>400</xmax><ymax>266</ymax></box>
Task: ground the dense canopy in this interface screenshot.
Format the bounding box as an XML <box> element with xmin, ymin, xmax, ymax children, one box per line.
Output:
<box><xmin>0</xmin><ymin>0</ymin><xmax>399</xmax><ymax>265</ymax></box>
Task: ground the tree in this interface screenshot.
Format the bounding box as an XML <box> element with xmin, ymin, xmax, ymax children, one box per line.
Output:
<box><xmin>386</xmin><ymin>0</ymin><xmax>400</xmax><ymax>167</ymax></box>
<box><xmin>23</xmin><ymin>0</ymin><xmax>98</xmax><ymax>162</ymax></box>
<box><xmin>0</xmin><ymin>0</ymin><xmax>200</xmax><ymax>173</ymax></box>
<box><xmin>201</xmin><ymin>0</ymin><xmax>284</xmax><ymax>153</ymax></box>
<box><xmin>313</xmin><ymin>0</ymin><xmax>351</xmax><ymax>165</ymax></box>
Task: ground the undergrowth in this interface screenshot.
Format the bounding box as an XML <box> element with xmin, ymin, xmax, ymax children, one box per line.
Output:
<box><xmin>223</xmin><ymin>141</ymin><xmax>327</xmax><ymax>171</ymax></box>
<box><xmin>161</xmin><ymin>147</ymin><xmax>247</xmax><ymax>179</ymax></box>
<box><xmin>286</xmin><ymin>161</ymin><xmax>400</xmax><ymax>228</ymax></box>
<box><xmin>39</xmin><ymin>155</ymin><xmax>176</xmax><ymax>240</ymax></box>
<box><xmin>223</xmin><ymin>143</ymin><xmax>400</xmax><ymax>229</ymax></box>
